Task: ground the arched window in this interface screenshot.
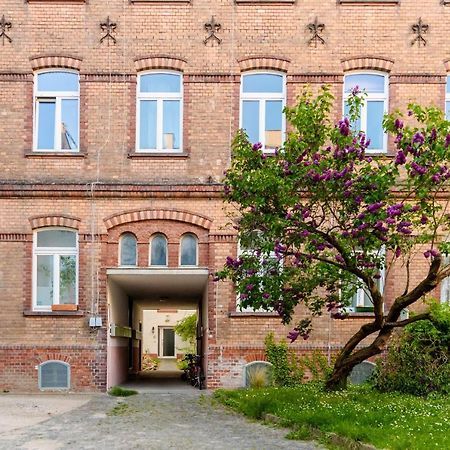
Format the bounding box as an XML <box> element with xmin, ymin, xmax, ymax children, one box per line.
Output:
<box><xmin>240</xmin><ymin>71</ymin><xmax>286</xmax><ymax>152</ymax></box>
<box><xmin>34</xmin><ymin>70</ymin><xmax>79</xmax><ymax>151</ymax></box>
<box><xmin>120</xmin><ymin>233</ymin><xmax>137</xmax><ymax>266</ymax></box>
<box><xmin>343</xmin><ymin>72</ymin><xmax>388</xmax><ymax>153</ymax></box>
<box><xmin>33</xmin><ymin>228</ymin><xmax>78</xmax><ymax>310</ymax></box>
<box><xmin>150</xmin><ymin>234</ymin><xmax>168</xmax><ymax>266</ymax></box>
<box><xmin>180</xmin><ymin>233</ymin><xmax>198</xmax><ymax>266</ymax></box>
<box><xmin>137</xmin><ymin>71</ymin><xmax>183</xmax><ymax>152</ymax></box>
<box><xmin>39</xmin><ymin>361</ymin><xmax>70</xmax><ymax>390</ymax></box>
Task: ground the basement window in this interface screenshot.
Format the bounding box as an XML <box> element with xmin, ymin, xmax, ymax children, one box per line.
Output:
<box><xmin>39</xmin><ymin>361</ymin><xmax>70</xmax><ymax>390</ymax></box>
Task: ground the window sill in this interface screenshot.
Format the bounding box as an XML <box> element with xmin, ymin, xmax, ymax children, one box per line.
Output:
<box><xmin>25</xmin><ymin>151</ymin><xmax>87</xmax><ymax>158</ymax></box>
<box><xmin>235</xmin><ymin>0</ymin><xmax>295</xmax><ymax>3</ymax></box>
<box><xmin>229</xmin><ymin>311</ymin><xmax>280</xmax><ymax>317</ymax></box>
<box><xmin>130</xmin><ymin>0</ymin><xmax>190</xmax><ymax>3</ymax></box>
<box><xmin>338</xmin><ymin>0</ymin><xmax>399</xmax><ymax>4</ymax></box>
<box><xmin>24</xmin><ymin>309</ymin><xmax>85</xmax><ymax>317</ymax></box>
<box><xmin>347</xmin><ymin>311</ymin><xmax>375</xmax><ymax>318</ymax></box>
<box><xmin>128</xmin><ymin>151</ymin><xmax>189</xmax><ymax>159</ymax></box>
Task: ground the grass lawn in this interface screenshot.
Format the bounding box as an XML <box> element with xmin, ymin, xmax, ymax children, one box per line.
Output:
<box><xmin>214</xmin><ymin>383</ymin><xmax>450</xmax><ymax>449</ymax></box>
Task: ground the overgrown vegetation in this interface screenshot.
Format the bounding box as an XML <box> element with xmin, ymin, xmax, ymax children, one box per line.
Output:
<box><xmin>107</xmin><ymin>386</ymin><xmax>138</xmax><ymax>397</ymax></box>
<box><xmin>264</xmin><ymin>332</ymin><xmax>331</xmax><ymax>386</ymax></box>
<box><xmin>247</xmin><ymin>364</ymin><xmax>272</xmax><ymax>389</ymax></box>
<box><xmin>215</xmin><ymin>384</ymin><xmax>450</xmax><ymax>449</ymax></box>
<box><xmin>373</xmin><ymin>302</ymin><xmax>450</xmax><ymax>396</ymax></box>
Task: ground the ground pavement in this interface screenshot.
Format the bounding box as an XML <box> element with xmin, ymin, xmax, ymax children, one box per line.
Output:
<box><xmin>0</xmin><ymin>389</ymin><xmax>322</xmax><ymax>450</ymax></box>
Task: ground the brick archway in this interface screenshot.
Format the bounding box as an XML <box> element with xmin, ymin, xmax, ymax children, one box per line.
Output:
<box><xmin>30</xmin><ymin>55</ymin><xmax>83</xmax><ymax>71</ymax></box>
<box><xmin>341</xmin><ymin>56</ymin><xmax>394</xmax><ymax>73</ymax></box>
<box><xmin>237</xmin><ymin>56</ymin><xmax>291</xmax><ymax>73</ymax></box>
<box><xmin>134</xmin><ymin>55</ymin><xmax>187</xmax><ymax>72</ymax></box>
<box><xmin>29</xmin><ymin>214</ymin><xmax>81</xmax><ymax>230</ymax></box>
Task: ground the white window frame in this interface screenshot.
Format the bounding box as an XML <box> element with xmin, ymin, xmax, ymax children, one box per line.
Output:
<box><xmin>119</xmin><ymin>233</ymin><xmax>138</xmax><ymax>267</ymax></box>
<box><xmin>441</xmin><ymin>254</ymin><xmax>450</xmax><ymax>304</ymax></box>
<box><xmin>136</xmin><ymin>70</ymin><xmax>183</xmax><ymax>152</ymax></box>
<box><xmin>32</xmin><ymin>228</ymin><xmax>79</xmax><ymax>311</ymax></box>
<box><xmin>343</xmin><ymin>71</ymin><xmax>388</xmax><ymax>153</ymax></box>
<box><xmin>445</xmin><ymin>76</ymin><xmax>450</xmax><ymax>120</ymax></box>
<box><xmin>236</xmin><ymin>240</ymin><xmax>277</xmax><ymax>313</ymax></box>
<box><xmin>179</xmin><ymin>233</ymin><xmax>198</xmax><ymax>267</ymax></box>
<box><xmin>149</xmin><ymin>233</ymin><xmax>168</xmax><ymax>267</ymax></box>
<box><xmin>240</xmin><ymin>70</ymin><xmax>286</xmax><ymax>153</ymax></box>
<box><xmin>33</xmin><ymin>69</ymin><xmax>80</xmax><ymax>152</ymax></box>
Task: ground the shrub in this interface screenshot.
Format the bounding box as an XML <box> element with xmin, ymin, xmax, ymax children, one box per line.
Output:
<box><xmin>247</xmin><ymin>364</ymin><xmax>272</xmax><ymax>388</ymax></box>
<box><xmin>300</xmin><ymin>350</ymin><xmax>332</xmax><ymax>382</ymax></box>
<box><xmin>373</xmin><ymin>302</ymin><xmax>450</xmax><ymax>396</ymax></box>
<box><xmin>264</xmin><ymin>333</ymin><xmax>304</xmax><ymax>386</ymax></box>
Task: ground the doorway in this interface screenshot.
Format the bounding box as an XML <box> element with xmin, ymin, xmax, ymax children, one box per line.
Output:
<box><xmin>159</xmin><ymin>326</ymin><xmax>175</xmax><ymax>357</ymax></box>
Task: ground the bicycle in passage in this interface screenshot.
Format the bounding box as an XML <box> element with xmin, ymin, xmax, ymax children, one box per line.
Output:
<box><xmin>181</xmin><ymin>353</ymin><xmax>205</xmax><ymax>390</ymax></box>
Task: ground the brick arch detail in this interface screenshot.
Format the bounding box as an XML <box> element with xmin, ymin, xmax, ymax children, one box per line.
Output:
<box><xmin>104</xmin><ymin>209</ymin><xmax>213</xmax><ymax>230</ymax></box>
<box><xmin>30</xmin><ymin>55</ymin><xmax>83</xmax><ymax>71</ymax></box>
<box><xmin>238</xmin><ymin>56</ymin><xmax>291</xmax><ymax>73</ymax></box>
<box><xmin>29</xmin><ymin>215</ymin><xmax>81</xmax><ymax>230</ymax></box>
<box><xmin>443</xmin><ymin>59</ymin><xmax>450</xmax><ymax>72</ymax></box>
<box><xmin>245</xmin><ymin>353</ymin><xmax>267</xmax><ymax>363</ymax></box>
<box><xmin>341</xmin><ymin>56</ymin><xmax>394</xmax><ymax>73</ymax></box>
<box><xmin>134</xmin><ymin>55</ymin><xmax>187</xmax><ymax>72</ymax></box>
<box><xmin>36</xmin><ymin>354</ymin><xmax>72</xmax><ymax>364</ymax></box>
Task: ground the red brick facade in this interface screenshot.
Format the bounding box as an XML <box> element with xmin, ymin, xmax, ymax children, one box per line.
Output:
<box><xmin>0</xmin><ymin>0</ymin><xmax>448</xmax><ymax>391</ymax></box>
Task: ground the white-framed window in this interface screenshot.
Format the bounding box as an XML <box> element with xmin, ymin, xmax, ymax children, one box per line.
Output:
<box><xmin>236</xmin><ymin>239</ymin><xmax>277</xmax><ymax>313</ymax></box>
<box><xmin>119</xmin><ymin>233</ymin><xmax>138</xmax><ymax>266</ymax></box>
<box><xmin>446</xmin><ymin>76</ymin><xmax>450</xmax><ymax>120</ymax></box>
<box><xmin>343</xmin><ymin>71</ymin><xmax>388</xmax><ymax>153</ymax></box>
<box><xmin>240</xmin><ymin>71</ymin><xmax>286</xmax><ymax>152</ymax></box>
<box><xmin>180</xmin><ymin>233</ymin><xmax>198</xmax><ymax>266</ymax></box>
<box><xmin>33</xmin><ymin>229</ymin><xmax>78</xmax><ymax>310</ymax></box>
<box><xmin>34</xmin><ymin>70</ymin><xmax>80</xmax><ymax>151</ymax></box>
<box><xmin>137</xmin><ymin>71</ymin><xmax>183</xmax><ymax>152</ymax></box>
<box><xmin>441</xmin><ymin>254</ymin><xmax>450</xmax><ymax>304</ymax></box>
<box><xmin>150</xmin><ymin>233</ymin><xmax>168</xmax><ymax>266</ymax></box>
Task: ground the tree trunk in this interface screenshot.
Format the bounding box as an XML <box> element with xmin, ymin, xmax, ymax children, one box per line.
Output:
<box><xmin>325</xmin><ymin>362</ymin><xmax>354</xmax><ymax>390</ymax></box>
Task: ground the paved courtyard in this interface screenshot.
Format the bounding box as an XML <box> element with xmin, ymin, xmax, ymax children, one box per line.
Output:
<box><xmin>0</xmin><ymin>390</ymin><xmax>322</xmax><ymax>450</ymax></box>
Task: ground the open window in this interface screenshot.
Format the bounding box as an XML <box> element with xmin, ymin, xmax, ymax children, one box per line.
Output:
<box><xmin>34</xmin><ymin>70</ymin><xmax>79</xmax><ymax>151</ymax></box>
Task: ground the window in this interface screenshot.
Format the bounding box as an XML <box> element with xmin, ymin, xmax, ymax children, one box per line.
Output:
<box><xmin>150</xmin><ymin>234</ymin><xmax>168</xmax><ymax>266</ymax></box>
<box><xmin>240</xmin><ymin>72</ymin><xmax>285</xmax><ymax>151</ymax></box>
<box><xmin>38</xmin><ymin>361</ymin><xmax>70</xmax><ymax>390</ymax></box>
<box><xmin>33</xmin><ymin>229</ymin><xmax>78</xmax><ymax>310</ymax></box>
<box><xmin>34</xmin><ymin>71</ymin><xmax>79</xmax><ymax>151</ymax></box>
<box><xmin>120</xmin><ymin>233</ymin><xmax>137</xmax><ymax>266</ymax></box>
<box><xmin>137</xmin><ymin>71</ymin><xmax>182</xmax><ymax>152</ymax></box>
<box><xmin>446</xmin><ymin>77</ymin><xmax>450</xmax><ymax>120</ymax></box>
<box><xmin>344</xmin><ymin>72</ymin><xmax>388</xmax><ymax>153</ymax></box>
<box><xmin>441</xmin><ymin>254</ymin><xmax>450</xmax><ymax>304</ymax></box>
<box><xmin>180</xmin><ymin>233</ymin><xmax>198</xmax><ymax>266</ymax></box>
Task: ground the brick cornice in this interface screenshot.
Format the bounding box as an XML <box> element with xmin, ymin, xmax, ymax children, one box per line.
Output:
<box><xmin>237</xmin><ymin>56</ymin><xmax>291</xmax><ymax>72</ymax></box>
<box><xmin>104</xmin><ymin>208</ymin><xmax>213</xmax><ymax>230</ymax></box>
<box><xmin>29</xmin><ymin>214</ymin><xmax>81</xmax><ymax>230</ymax></box>
<box><xmin>30</xmin><ymin>55</ymin><xmax>83</xmax><ymax>71</ymax></box>
<box><xmin>134</xmin><ymin>55</ymin><xmax>187</xmax><ymax>72</ymax></box>
<box><xmin>341</xmin><ymin>56</ymin><xmax>394</xmax><ymax>72</ymax></box>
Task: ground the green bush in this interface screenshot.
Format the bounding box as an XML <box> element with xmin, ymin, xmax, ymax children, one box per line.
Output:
<box><xmin>264</xmin><ymin>333</ymin><xmax>304</xmax><ymax>386</ymax></box>
<box><xmin>373</xmin><ymin>302</ymin><xmax>450</xmax><ymax>396</ymax></box>
<box><xmin>108</xmin><ymin>386</ymin><xmax>138</xmax><ymax>397</ymax></box>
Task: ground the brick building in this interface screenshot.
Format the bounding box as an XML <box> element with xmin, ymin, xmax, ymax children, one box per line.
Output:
<box><xmin>0</xmin><ymin>0</ymin><xmax>449</xmax><ymax>391</ymax></box>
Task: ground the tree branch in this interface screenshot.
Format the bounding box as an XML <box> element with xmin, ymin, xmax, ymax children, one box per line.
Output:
<box><xmin>384</xmin><ymin>312</ymin><xmax>431</xmax><ymax>328</ymax></box>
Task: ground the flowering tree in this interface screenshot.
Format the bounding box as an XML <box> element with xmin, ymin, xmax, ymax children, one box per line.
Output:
<box><xmin>216</xmin><ymin>86</ymin><xmax>450</xmax><ymax>390</ymax></box>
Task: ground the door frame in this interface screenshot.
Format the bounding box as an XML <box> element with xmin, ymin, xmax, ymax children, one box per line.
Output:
<box><xmin>158</xmin><ymin>326</ymin><xmax>176</xmax><ymax>358</ymax></box>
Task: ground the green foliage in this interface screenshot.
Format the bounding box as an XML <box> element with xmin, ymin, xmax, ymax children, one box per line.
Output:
<box><xmin>107</xmin><ymin>386</ymin><xmax>138</xmax><ymax>397</ymax></box>
<box><xmin>373</xmin><ymin>303</ymin><xmax>450</xmax><ymax>396</ymax></box>
<box><xmin>174</xmin><ymin>313</ymin><xmax>197</xmax><ymax>348</ymax></box>
<box><xmin>215</xmin><ymin>384</ymin><xmax>450</xmax><ymax>450</ymax></box>
<box><xmin>301</xmin><ymin>350</ymin><xmax>332</xmax><ymax>382</ymax></box>
<box><xmin>264</xmin><ymin>333</ymin><xmax>304</xmax><ymax>386</ymax></box>
<box><xmin>247</xmin><ymin>364</ymin><xmax>273</xmax><ymax>389</ymax></box>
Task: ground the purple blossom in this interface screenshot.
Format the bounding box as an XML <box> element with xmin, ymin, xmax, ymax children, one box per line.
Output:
<box><xmin>394</xmin><ymin>118</ymin><xmax>404</xmax><ymax>130</ymax></box>
<box><xmin>262</xmin><ymin>293</ymin><xmax>270</xmax><ymax>299</ymax></box>
<box><xmin>412</xmin><ymin>132</ymin><xmax>425</xmax><ymax>145</ymax></box>
<box><xmin>351</xmin><ymin>85</ymin><xmax>361</xmax><ymax>96</ymax></box>
<box><xmin>432</xmin><ymin>173</ymin><xmax>441</xmax><ymax>183</ymax></box>
<box><xmin>387</xmin><ymin>203</ymin><xmax>404</xmax><ymax>217</ymax></box>
<box><xmin>411</xmin><ymin>162</ymin><xmax>427</xmax><ymax>176</ymax></box>
<box><xmin>367</xmin><ymin>202</ymin><xmax>384</xmax><ymax>214</ymax></box>
<box><xmin>335</xmin><ymin>254</ymin><xmax>345</xmax><ymax>264</ymax></box>
<box><xmin>339</xmin><ymin>118</ymin><xmax>350</xmax><ymax>137</ymax></box>
<box><xmin>246</xmin><ymin>284</ymin><xmax>255</xmax><ymax>292</ymax></box>
<box><xmin>445</xmin><ymin>134</ymin><xmax>450</xmax><ymax>148</ymax></box>
<box><xmin>252</xmin><ymin>142</ymin><xmax>262</xmax><ymax>151</ymax></box>
<box><xmin>420</xmin><ymin>215</ymin><xmax>428</xmax><ymax>224</ymax></box>
<box><xmin>395</xmin><ymin>247</ymin><xmax>401</xmax><ymax>258</ymax></box>
<box><xmin>287</xmin><ymin>329</ymin><xmax>300</xmax><ymax>343</ymax></box>
<box><xmin>430</xmin><ymin>128</ymin><xmax>437</xmax><ymax>142</ymax></box>
<box><xmin>395</xmin><ymin>150</ymin><xmax>407</xmax><ymax>165</ymax></box>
